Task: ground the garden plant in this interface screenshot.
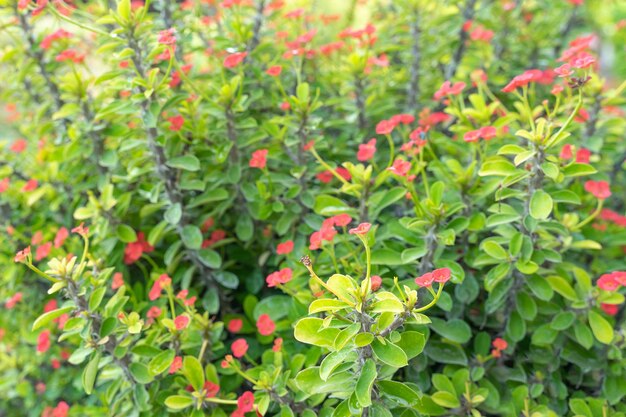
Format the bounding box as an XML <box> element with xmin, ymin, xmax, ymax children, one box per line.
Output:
<box><xmin>2</xmin><ymin>0</ymin><xmax>626</xmax><ymax>416</ymax></box>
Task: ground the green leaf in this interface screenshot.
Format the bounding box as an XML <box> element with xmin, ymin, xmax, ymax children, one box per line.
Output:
<box><xmin>396</xmin><ymin>331</ymin><xmax>426</xmax><ymax>360</ymax></box>
<box><xmin>370</xmin><ymin>299</ymin><xmax>404</xmax><ymax>314</ymax></box>
<box><xmin>116</xmin><ymin>224</ymin><xmax>137</xmax><ymax>243</ymax></box>
<box><xmin>431</xmin><ymin>391</ymin><xmax>460</xmax><ymax>408</ymax></box>
<box><xmin>130</xmin><ymin>363</ymin><xmax>153</xmax><ymax>384</ymax></box>
<box><xmin>545</xmin><ymin>276</ymin><xmax>578</xmax><ymax>301</ymax></box>
<box><xmin>355</xmin><ymin>359</ymin><xmax>377</xmax><ymax>407</ymax></box>
<box><xmin>89</xmin><ymin>287</ymin><xmax>106</xmax><ymax>311</ymax></box>
<box><xmin>320</xmin><ymin>349</ymin><xmax>357</xmax><ymax>381</ymax></box>
<box><xmin>294</xmin><ymin>318</ymin><xmax>341</xmax><ymax>348</ymax></box>
<box><xmin>295</xmin><ymin>367</ymin><xmax>354</xmax><ymax>395</ymax></box>
<box><xmin>478</xmin><ymin>157</ymin><xmax>517</xmax><ymax>177</ymax></box>
<box><xmin>482</xmin><ymin>241</ymin><xmax>508</xmax><ymax>260</ymax></box>
<box><xmin>164</xmin><ymin>395</ymin><xmax>194</xmax><ymax>410</ymax></box>
<box><xmin>563</xmin><ymin>163</ymin><xmax>597</xmax><ymax>178</ymax></box>
<box><xmin>309</xmin><ymin>299</ymin><xmax>350</xmax><ymax>314</ymax></box>
<box><xmin>588</xmin><ymin>310</ymin><xmax>614</xmax><ymax>344</ymax></box>
<box><xmin>82</xmin><ymin>352</ymin><xmax>100</xmax><ymax>394</ymax></box>
<box><xmin>164</xmin><ymin>204</ymin><xmax>182</xmax><ymax>225</ymax></box>
<box><xmin>182</xmin><ymin>356</ymin><xmax>205</xmax><ymax>391</ymax></box>
<box><xmin>430</xmin><ymin>318</ymin><xmax>471</xmax><ymax>344</ymax></box>
<box><xmin>377</xmin><ymin>380</ymin><xmax>421</xmax><ymax>406</ymax></box>
<box><xmin>32</xmin><ymin>306</ymin><xmax>74</xmax><ymax>331</ymax></box>
<box><xmin>529</xmin><ymin>190</ymin><xmax>553</xmax><ymax>220</ymax></box>
<box><xmin>181</xmin><ymin>225</ymin><xmax>203</xmax><ymax>250</ymax></box>
<box><xmin>371</xmin><ymin>338</ymin><xmax>408</xmax><ymax>367</ymax></box>
<box><xmin>313</xmin><ymin>195</ymin><xmax>355</xmax><ymax>216</ymax></box>
<box><xmin>148</xmin><ymin>349</ymin><xmax>175</xmax><ymax>375</ymax></box>
<box><xmin>198</xmin><ymin>249</ymin><xmax>222</xmax><ymax>269</ymax></box>
<box><xmin>333</xmin><ymin>323</ymin><xmax>360</xmax><ymax>350</ymax></box>
<box><xmin>167</xmin><ymin>155</ymin><xmax>200</xmax><ymax>171</ymax></box>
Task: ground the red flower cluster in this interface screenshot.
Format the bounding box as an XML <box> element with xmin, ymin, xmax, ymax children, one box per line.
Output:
<box><xmin>600</xmin><ymin>209</ymin><xmax>626</xmax><ymax>228</ymax></box>
<box><xmin>349</xmin><ymin>222</ymin><xmax>371</xmax><ymax>235</ymax></box>
<box><xmin>370</xmin><ymin>275</ymin><xmax>382</xmax><ymax>291</ymax></box>
<box><xmin>463</xmin><ymin>126</ymin><xmax>497</xmax><ymax>143</ymax></box>
<box><xmin>169</xmin><ymin>356</ymin><xmax>182</xmax><ymax>374</ymax></box>
<box><xmin>41</xmin><ymin>401</ymin><xmax>69</xmax><ymax>417</ymax></box>
<box><xmin>596</xmin><ymin>271</ymin><xmax>626</xmax><ymax>292</ymax></box>
<box><xmin>6</xmin><ymin>292</ymin><xmax>23</xmax><ymax>309</ymax></box>
<box><xmin>168</xmin><ymin>115</ymin><xmax>184</xmax><ymax>131</ymax></box>
<box><xmin>415</xmin><ymin>268</ymin><xmax>452</xmax><ymax>287</ymax></box>
<box><xmin>309</xmin><ymin>214</ymin><xmax>352</xmax><ymax>249</ymax></box>
<box><xmin>157</xmin><ymin>28</ymin><xmax>177</xmax><ymax>45</ymax></box>
<box><xmin>231</xmin><ymin>392</ymin><xmax>254</xmax><ymax>417</ymax></box>
<box><xmin>54</xmin><ymin>227</ymin><xmax>69</xmax><ymax>248</ymax></box>
<box><xmin>357</xmin><ymin>138</ymin><xmax>376</xmax><ymax>161</ymax></box>
<box><xmin>149</xmin><ymin>274</ymin><xmax>171</xmax><ymax>301</ymax></box>
<box><xmin>174</xmin><ymin>314</ymin><xmax>190</xmax><ymax>330</ymax></box>
<box><xmin>40</xmin><ymin>29</ymin><xmax>72</xmax><ymax>49</ymax></box>
<box><xmin>491</xmin><ymin>337</ymin><xmax>508</xmax><ymax>358</ymax></box>
<box><xmin>434</xmin><ymin>81</ymin><xmax>466</xmax><ymax>100</ymax></box>
<box><xmin>231</xmin><ymin>338</ymin><xmax>248</xmax><ymax>358</ymax></box>
<box><xmin>316</xmin><ymin>167</ymin><xmax>351</xmax><ymax>183</ymax></box>
<box><xmin>14</xmin><ymin>247</ymin><xmax>31</xmax><ymax>263</ymax></box>
<box><xmin>387</xmin><ymin>158</ymin><xmax>411</xmax><ymax>177</ymax></box>
<box><xmin>256</xmin><ymin>314</ymin><xmax>275</xmax><ymax>336</ymax></box>
<box><xmin>112</xmin><ymin>272</ymin><xmax>124</xmax><ymax>290</ymax></box>
<box><xmin>266</xmin><ymin>267</ymin><xmax>293</xmax><ymax>287</ymax></box>
<box><xmin>249</xmin><ymin>149</ymin><xmax>268</xmax><ymax>169</ymax></box>
<box><xmin>227</xmin><ymin>318</ymin><xmax>243</xmax><ymax>333</ymax></box>
<box><xmin>276</xmin><ymin>240</ymin><xmax>294</xmax><ymax>255</ymax></box>
<box><xmin>584</xmin><ymin>180</ymin><xmax>611</xmax><ymax>200</ymax></box>
<box><xmin>55</xmin><ymin>49</ymin><xmax>85</xmax><ymax>63</ymax></box>
<box><xmin>375</xmin><ymin>114</ymin><xmax>415</xmax><ymax>135</ymax></box>
<box><xmin>224</xmin><ymin>52</ymin><xmax>248</xmax><ymax>68</ymax></box>
<box><xmin>37</xmin><ymin>329</ymin><xmax>51</xmax><ymax>353</ymax></box>
<box><xmin>176</xmin><ymin>289</ymin><xmax>197</xmax><ymax>306</ymax></box>
<box><xmin>501</xmin><ymin>69</ymin><xmax>554</xmax><ymax>93</ymax></box>
<box><xmin>124</xmin><ymin>232</ymin><xmax>154</xmax><ymax>264</ymax></box>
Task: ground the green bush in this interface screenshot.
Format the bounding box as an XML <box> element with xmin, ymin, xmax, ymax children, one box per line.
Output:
<box><xmin>2</xmin><ymin>0</ymin><xmax>626</xmax><ymax>416</ymax></box>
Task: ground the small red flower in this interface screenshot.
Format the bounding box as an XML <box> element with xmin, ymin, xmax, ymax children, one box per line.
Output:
<box><xmin>272</xmin><ymin>337</ymin><xmax>283</xmax><ymax>352</ymax></box>
<box><xmin>169</xmin><ymin>356</ymin><xmax>183</xmax><ymax>374</ymax></box>
<box><xmin>387</xmin><ymin>159</ymin><xmax>411</xmax><ymax>176</ymax></box>
<box><xmin>256</xmin><ymin>314</ymin><xmax>275</xmax><ymax>336</ymax></box>
<box><xmin>35</xmin><ymin>242</ymin><xmax>52</xmax><ymax>261</ymax></box>
<box><xmin>168</xmin><ymin>115</ymin><xmax>184</xmax><ymax>131</ymax></box>
<box><xmin>6</xmin><ymin>292</ymin><xmax>23</xmax><ymax>309</ymax></box>
<box><xmin>597</xmin><ymin>273</ymin><xmax>620</xmax><ymax>291</ymax></box>
<box><xmin>601</xmin><ymin>303</ymin><xmax>619</xmax><ymax>316</ymax></box>
<box><xmin>22</xmin><ymin>179</ymin><xmax>38</xmax><ymax>192</ymax></box>
<box><xmin>249</xmin><ymin>149</ymin><xmax>268</xmax><ymax>169</ymax></box>
<box><xmin>228</xmin><ymin>318</ymin><xmax>243</xmax><ymax>333</ymax></box>
<box><xmin>231</xmin><ymin>338</ymin><xmax>249</xmax><ymax>358</ymax></box>
<box><xmin>204</xmin><ymin>381</ymin><xmax>220</xmax><ymax>398</ymax></box>
<box><xmin>478</xmin><ymin>126</ymin><xmax>497</xmax><ymax>140</ymax></box>
<box><xmin>174</xmin><ymin>315</ymin><xmax>190</xmax><ymax>330</ymax></box>
<box><xmin>149</xmin><ymin>274</ymin><xmax>172</xmax><ymax>301</ymax></box>
<box><xmin>554</xmin><ymin>63</ymin><xmax>574</xmax><ymax>78</ymax></box>
<box><xmin>576</xmin><ymin>148</ymin><xmax>591</xmax><ymax>163</ymax></box>
<box><xmin>71</xmin><ymin>222</ymin><xmax>89</xmax><ymax>237</ymax></box>
<box><xmin>349</xmin><ymin>222</ymin><xmax>371</xmax><ymax>235</ymax></box>
<box><xmin>147</xmin><ymin>306</ymin><xmax>162</xmax><ymax>320</ymax></box>
<box><xmin>266</xmin><ymin>267</ymin><xmax>293</xmax><ymax>288</ymax></box>
<box><xmin>332</xmin><ymin>213</ymin><xmax>352</xmax><ymax>227</ymax></box>
<box><xmin>37</xmin><ymin>330</ymin><xmax>51</xmax><ymax>353</ymax></box>
<box><xmin>492</xmin><ymin>337</ymin><xmax>508</xmax><ymax>351</ymax></box>
<box><xmin>266</xmin><ymin>65</ymin><xmax>282</xmax><ymax>76</ymax></box>
<box><xmin>224</xmin><ymin>52</ymin><xmax>248</xmax><ymax>68</ymax></box>
<box><xmin>434</xmin><ymin>81</ymin><xmax>466</xmax><ymax>100</ymax></box>
<box><xmin>10</xmin><ymin>139</ymin><xmax>27</xmax><ymax>153</ymax></box>
<box><xmin>157</xmin><ymin>28</ymin><xmax>177</xmax><ymax>45</ymax></box>
<box><xmin>432</xmin><ymin>268</ymin><xmax>451</xmax><ymax>283</ymax></box>
<box><xmin>0</xmin><ymin>177</ymin><xmax>9</xmax><ymax>193</ymax></box>
<box><xmin>584</xmin><ymin>180</ymin><xmax>611</xmax><ymax>200</ymax></box>
<box><xmin>370</xmin><ymin>275</ymin><xmax>382</xmax><ymax>291</ymax></box>
<box><xmin>414</xmin><ymin>272</ymin><xmax>434</xmax><ymax>288</ymax></box>
<box><xmin>375</xmin><ymin>119</ymin><xmax>395</xmax><ymax>135</ymax></box>
<box><xmin>463</xmin><ymin>130</ymin><xmax>481</xmax><ymax>143</ymax></box>
<box><xmin>560</xmin><ymin>144</ymin><xmax>573</xmax><ymax>160</ymax></box>
<box><xmin>276</xmin><ymin>240</ymin><xmax>294</xmax><ymax>255</ymax></box>
<box><xmin>124</xmin><ymin>232</ymin><xmax>154</xmax><ymax>264</ymax></box>
<box><xmin>14</xmin><ymin>247</ymin><xmax>31</xmax><ymax>263</ymax></box>
<box><xmin>54</xmin><ymin>227</ymin><xmax>69</xmax><ymax>248</ymax></box>
<box><xmin>357</xmin><ymin>138</ymin><xmax>377</xmax><ymax>161</ymax></box>
<box><xmin>112</xmin><ymin>272</ymin><xmax>124</xmax><ymax>290</ymax></box>
<box><xmin>237</xmin><ymin>391</ymin><xmax>255</xmax><ymax>413</ymax></box>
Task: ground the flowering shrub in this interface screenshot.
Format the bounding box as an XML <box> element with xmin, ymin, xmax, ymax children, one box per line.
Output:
<box><xmin>2</xmin><ymin>0</ymin><xmax>626</xmax><ymax>416</ymax></box>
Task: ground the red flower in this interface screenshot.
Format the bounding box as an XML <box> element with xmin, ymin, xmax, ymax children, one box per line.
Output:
<box><xmin>273</xmin><ymin>337</ymin><xmax>283</xmax><ymax>352</ymax></box>
<box><xmin>169</xmin><ymin>356</ymin><xmax>183</xmax><ymax>374</ymax></box>
<box><xmin>332</xmin><ymin>213</ymin><xmax>352</xmax><ymax>227</ymax></box>
<box><xmin>168</xmin><ymin>115</ymin><xmax>184</xmax><ymax>131</ymax></box>
<box><xmin>149</xmin><ymin>274</ymin><xmax>172</xmax><ymax>301</ymax></box>
<box><xmin>0</xmin><ymin>177</ymin><xmax>9</xmax><ymax>193</ymax></box>
<box><xmin>174</xmin><ymin>315</ymin><xmax>190</xmax><ymax>330</ymax></box>
<box><xmin>576</xmin><ymin>148</ymin><xmax>591</xmax><ymax>163</ymax></box>
<box><xmin>256</xmin><ymin>314</ymin><xmax>275</xmax><ymax>336</ymax></box>
<box><xmin>37</xmin><ymin>330</ymin><xmax>51</xmax><ymax>353</ymax></box>
<box><xmin>249</xmin><ymin>149</ymin><xmax>268</xmax><ymax>169</ymax></box>
<box><xmin>40</xmin><ymin>29</ymin><xmax>72</xmax><ymax>49</ymax></box>
<box><xmin>492</xmin><ymin>337</ymin><xmax>508</xmax><ymax>351</ymax></box>
<box><xmin>6</xmin><ymin>292</ymin><xmax>23</xmax><ymax>309</ymax></box>
<box><xmin>35</xmin><ymin>243</ymin><xmax>52</xmax><ymax>261</ymax></box>
<box><xmin>415</xmin><ymin>272</ymin><xmax>434</xmax><ymax>288</ymax></box>
<box><xmin>387</xmin><ymin>159</ymin><xmax>411</xmax><ymax>176</ymax></box>
<box><xmin>370</xmin><ymin>275</ymin><xmax>382</xmax><ymax>291</ymax></box>
<box><xmin>52</xmin><ymin>401</ymin><xmax>69</xmax><ymax>417</ymax></box>
<box><xmin>266</xmin><ymin>268</ymin><xmax>293</xmax><ymax>287</ymax></box>
<box><xmin>375</xmin><ymin>119</ymin><xmax>395</xmax><ymax>135</ymax></box>
<box><xmin>22</xmin><ymin>179</ymin><xmax>38</xmax><ymax>192</ymax></box>
<box><xmin>44</xmin><ymin>299</ymin><xmax>58</xmax><ymax>313</ymax></box>
<box><xmin>463</xmin><ymin>130</ymin><xmax>481</xmax><ymax>143</ymax></box>
<box><xmin>357</xmin><ymin>138</ymin><xmax>377</xmax><ymax>161</ymax></box>
<box><xmin>560</xmin><ymin>144</ymin><xmax>573</xmax><ymax>160</ymax></box>
<box><xmin>147</xmin><ymin>306</ymin><xmax>162</xmax><ymax>320</ymax></box>
<box><xmin>231</xmin><ymin>338</ymin><xmax>249</xmax><ymax>358</ymax></box>
<box><xmin>266</xmin><ymin>65</ymin><xmax>282</xmax><ymax>76</ymax></box>
<box><xmin>573</xmin><ymin>55</ymin><xmax>595</xmax><ymax>69</ymax></box>
<box><xmin>554</xmin><ymin>63</ymin><xmax>574</xmax><ymax>78</ymax></box>
<box><xmin>432</xmin><ymin>268</ymin><xmax>451</xmax><ymax>283</ymax></box>
<box><xmin>204</xmin><ymin>381</ymin><xmax>220</xmax><ymax>398</ymax></box>
<box><xmin>224</xmin><ymin>52</ymin><xmax>248</xmax><ymax>68</ymax></box>
<box><xmin>501</xmin><ymin>71</ymin><xmax>537</xmax><ymax>93</ymax></box>
<box><xmin>71</xmin><ymin>222</ymin><xmax>89</xmax><ymax>237</ymax></box>
<box><xmin>479</xmin><ymin>126</ymin><xmax>497</xmax><ymax>140</ymax></box>
<box><xmin>10</xmin><ymin>139</ymin><xmax>27</xmax><ymax>153</ymax></box>
<box><xmin>112</xmin><ymin>272</ymin><xmax>124</xmax><ymax>290</ymax></box>
<box><xmin>157</xmin><ymin>28</ymin><xmax>177</xmax><ymax>45</ymax></box>
<box><xmin>575</xmin><ymin>108</ymin><xmax>589</xmax><ymax>123</ymax></box>
<box><xmin>597</xmin><ymin>273</ymin><xmax>620</xmax><ymax>291</ymax></box>
<box><xmin>349</xmin><ymin>222</ymin><xmax>371</xmax><ymax>235</ymax></box>
<box><xmin>14</xmin><ymin>247</ymin><xmax>31</xmax><ymax>263</ymax></box>
<box><xmin>276</xmin><ymin>240</ymin><xmax>294</xmax><ymax>255</ymax></box>
<box><xmin>124</xmin><ymin>232</ymin><xmax>154</xmax><ymax>264</ymax></box>
<box><xmin>228</xmin><ymin>318</ymin><xmax>243</xmax><ymax>333</ymax></box>
<box><xmin>434</xmin><ymin>81</ymin><xmax>466</xmax><ymax>100</ymax></box>
<box><xmin>552</xmin><ymin>84</ymin><xmax>564</xmax><ymax>95</ymax></box>
<box><xmin>601</xmin><ymin>303</ymin><xmax>619</xmax><ymax>316</ymax></box>
<box><xmin>237</xmin><ymin>391</ymin><xmax>255</xmax><ymax>413</ymax></box>
<box><xmin>54</xmin><ymin>227</ymin><xmax>69</xmax><ymax>248</ymax></box>
<box><xmin>584</xmin><ymin>180</ymin><xmax>611</xmax><ymax>200</ymax></box>
<box><xmin>55</xmin><ymin>49</ymin><xmax>85</xmax><ymax>63</ymax></box>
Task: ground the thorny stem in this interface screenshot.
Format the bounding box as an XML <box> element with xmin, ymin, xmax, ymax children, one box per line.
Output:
<box><xmin>444</xmin><ymin>0</ymin><xmax>476</xmax><ymax>79</ymax></box>
<box><xmin>406</xmin><ymin>6</ymin><xmax>421</xmax><ymax>112</ymax></box>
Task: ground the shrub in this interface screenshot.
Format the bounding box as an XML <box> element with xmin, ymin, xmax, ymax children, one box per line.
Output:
<box><xmin>2</xmin><ymin>0</ymin><xmax>626</xmax><ymax>416</ymax></box>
